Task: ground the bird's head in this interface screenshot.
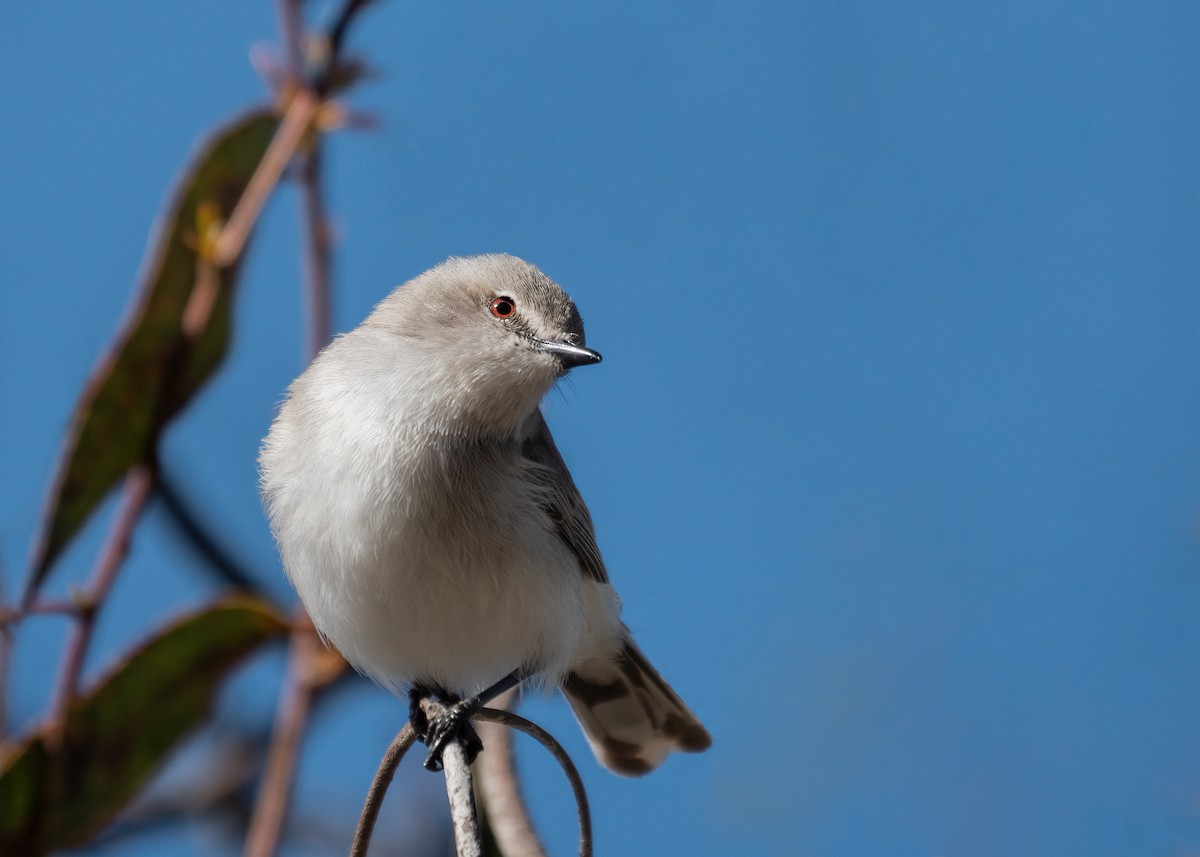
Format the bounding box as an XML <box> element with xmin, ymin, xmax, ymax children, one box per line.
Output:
<box><xmin>365</xmin><ymin>254</ymin><xmax>601</xmax><ymax>434</ymax></box>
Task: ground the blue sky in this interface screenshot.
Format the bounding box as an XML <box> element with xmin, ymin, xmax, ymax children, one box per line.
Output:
<box><xmin>3</xmin><ymin>2</ymin><xmax>1200</xmax><ymax>855</ymax></box>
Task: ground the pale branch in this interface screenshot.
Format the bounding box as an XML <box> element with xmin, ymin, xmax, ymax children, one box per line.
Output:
<box><xmin>419</xmin><ymin>698</ymin><xmax>485</xmax><ymax>857</ymax></box>
<box><xmin>211</xmin><ymin>88</ymin><xmax>321</xmax><ymax>269</ymax></box>
<box><xmin>442</xmin><ymin>735</ymin><xmax>483</xmax><ymax>857</ymax></box>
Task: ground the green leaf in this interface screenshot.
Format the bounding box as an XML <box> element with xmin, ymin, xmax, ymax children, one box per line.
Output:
<box><xmin>0</xmin><ymin>597</ymin><xmax>288</xmax><ymax>854</ymax></box>
<box><xmin>26</xmin><ymin>109</ymin><xmax>279</xmax><ymax>597</ymax></box>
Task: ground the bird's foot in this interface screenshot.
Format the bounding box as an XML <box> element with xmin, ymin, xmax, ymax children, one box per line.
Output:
<box><xmin>409</xmin><ymin>671</ymin><xmax>524</xmax><ymax>772</ymax></box>
<box><xmin>421</xmin><ymin>698</ymin><xmax>484</xmax><ymax>772</ymax></box>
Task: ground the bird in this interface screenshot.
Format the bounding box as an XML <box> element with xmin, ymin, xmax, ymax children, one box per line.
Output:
<box><xmin>259</xmin><ymin>253</ymin><xmax>710</xmax><ymax>774</ymax></box>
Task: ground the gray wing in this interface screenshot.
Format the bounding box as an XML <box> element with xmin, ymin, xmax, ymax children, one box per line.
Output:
<box><xmin>521</xmin><ymin>410</ymin><xmax>609</xmax><ymax>584</ymax></box>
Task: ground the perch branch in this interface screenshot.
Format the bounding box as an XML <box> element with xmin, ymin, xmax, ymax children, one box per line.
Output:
<box><xmin>441</xmin><ymin>734</ymin><xmax>483</xmax><ymax>857</ymax></box>
<box><xmin>351</xmin><ymin>703</ymin><xmax>592</xmax><ymax>857</ymax></box>
<box><xmin>417</xmin><ymin>698</ymin><xmax>484</xmax><ymax>857</ymax></box>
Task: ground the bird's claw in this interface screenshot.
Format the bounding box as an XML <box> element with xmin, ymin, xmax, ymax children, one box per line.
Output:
<box><xmin>409</xmin><ymin>671</ymin><xmax>521</xmax><ymax>772</ymax></box>
<box><xmin>421</xmin><ymin>700</ymin><xmax>483</xmax><ymax>772</ymax></box>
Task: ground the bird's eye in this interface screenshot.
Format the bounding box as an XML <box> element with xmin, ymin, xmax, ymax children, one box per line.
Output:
<box><xmin>490</xmin><ymin>296</ymin><xmax>517</xmax><ymax>319</ymax></box>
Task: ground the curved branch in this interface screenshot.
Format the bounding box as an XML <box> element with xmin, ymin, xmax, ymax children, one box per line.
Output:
<box><xmin>475</xmin><ymin>708</ymin><xmax>592</xmax><ymax>857</ymax></box>
<box><xmin>349</xmin><ymin>723</ymin><xmax>417</xmax><ymax>856</ymax></box>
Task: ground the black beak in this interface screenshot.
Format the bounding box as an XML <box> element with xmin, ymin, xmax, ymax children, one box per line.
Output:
<box><xmin>537</xmin><ymin>338</ymin><xmax>603</xmax><ymax>368</ymax></box>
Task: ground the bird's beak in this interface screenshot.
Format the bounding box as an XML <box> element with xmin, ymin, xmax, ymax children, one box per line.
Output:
<box><xmin>536</xmin><ymin>338</ymin><xmax>603</xmax><ymax>368</ymax></box>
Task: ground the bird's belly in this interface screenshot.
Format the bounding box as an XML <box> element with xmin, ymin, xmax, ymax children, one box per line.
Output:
<box><xmin>289</xmin><ymin>480</ymin><xmax>589</xmax><ymax>697</ymax></box>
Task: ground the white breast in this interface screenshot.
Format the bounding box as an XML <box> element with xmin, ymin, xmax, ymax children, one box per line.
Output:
<box><xmin>260</xmin><ymin>330</ymin><xmax>605</xmax><ymax>696</ymax></box>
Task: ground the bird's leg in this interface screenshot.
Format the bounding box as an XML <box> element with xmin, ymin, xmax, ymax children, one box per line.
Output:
<box><xmin>421</xmin><ymin>671</ymin><xmax>523</xmax><ymax>772</ymax></box>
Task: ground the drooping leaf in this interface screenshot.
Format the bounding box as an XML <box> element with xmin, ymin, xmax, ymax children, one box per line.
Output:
<box><xmin>26</xmin><ymin>109</ymin><xmax>279</xmax><ymax>598</ymax></box>
<box><xmin>0</xmin><ymin>596</ymin><xmax>288</xmax><ymax>854</ymax></box>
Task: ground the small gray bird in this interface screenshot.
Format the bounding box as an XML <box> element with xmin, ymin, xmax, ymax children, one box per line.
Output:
<box><xmin>260</xmin><ymin>254</ymin><xmax>710</xmax><ymax>774</ymax></box>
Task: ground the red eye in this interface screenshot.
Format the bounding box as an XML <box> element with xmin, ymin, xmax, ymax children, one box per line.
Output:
<box><xmin>490</xmin><ymin>296</ymin><xmax>517</xmax><ymax>318</ymax></box>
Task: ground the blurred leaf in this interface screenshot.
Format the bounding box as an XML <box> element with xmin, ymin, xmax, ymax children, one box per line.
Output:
<box><xmin>0</xmin><ymin>596</ymin><xmax>288</xmax><ymax>855</ymax></box>
<box><xmin>26</xmin><ymin>109</ymin><xmax>279</xmax><ymax>598</ymax></box>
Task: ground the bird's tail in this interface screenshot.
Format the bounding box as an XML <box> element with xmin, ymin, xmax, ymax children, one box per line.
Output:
<box><xmin>562</xmin><ymin>633</ymin><xmax>711</xmax><ymax>776</ymax></box>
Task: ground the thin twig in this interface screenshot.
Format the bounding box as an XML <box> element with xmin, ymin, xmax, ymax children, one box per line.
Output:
<box><xmin>475</xmin><ymin>708</ymin><xmax>593</xmax><ymax>857</ymax></box>
<box><xmin>39</xmin><ymin>465</ymin><xmax>156</xmax><ymax>848</ymax></box>
<box><xmin>349</xmin><ymin>724</ymin><xmax>417</xmax><ymax>857</ymax></box>
<box><xmin>242</xmin><ymin>611</ymin><xmax>321</xmax><ymax>857</ymax></box>
<box><xmin>299</xmin><ymin>142</ymin><xmax>332</xmax><ymax>358</ymax></box>
<box><xmin>49</xmin><ymin>465</ymin><xmax>156</xmax><ymax>723</ymax></box>
<box><xmin>0</xmin><ymin>599</ymin><xmax>89</xmax><ymax>627</ymax></box>
<box><xmin>276</xmin><ymin>0</ymin><xmax>305</xmax><ymax>81</ymax></box>
<box><xmin>211</xmin><ymin>89</ymin><xmax>320</xmax><ymax>268</ymax></box>
<box><xmin>475</xmin><ymin>690</ymin><xmax>548</xmax><ymax>857</ymax></box>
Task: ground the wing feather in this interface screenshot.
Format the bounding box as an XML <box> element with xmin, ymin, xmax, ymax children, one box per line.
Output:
<box><xmin>521</xmin><ymin>410</ymin><xmax>609</xmax><ymax>583</ymax></box>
